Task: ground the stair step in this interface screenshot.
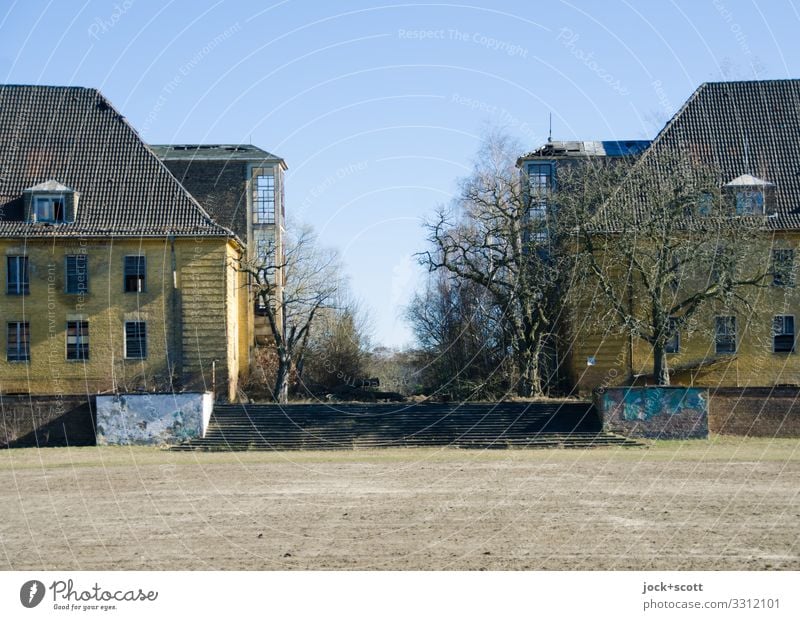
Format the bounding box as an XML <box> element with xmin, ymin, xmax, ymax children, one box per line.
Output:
<box><xmin>169</xmin><ymin>401</ymin><xmax>640</xmax><ymax>452</ymax></box>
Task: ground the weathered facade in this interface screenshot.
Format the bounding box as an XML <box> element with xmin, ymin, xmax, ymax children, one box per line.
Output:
<box><xmin>150</xmin><ymin>143</ymin><xmax>287</xmax><ymax>343</ymax></box>
<box><xmin>0</xmin><ymin>85</ymin><xmax>251</xmax><ymax>402</ymax></box>
<box><xmin>521</xmin><ymin>79</ymin><xmax>800</xmax><ymax>395</ymax></box>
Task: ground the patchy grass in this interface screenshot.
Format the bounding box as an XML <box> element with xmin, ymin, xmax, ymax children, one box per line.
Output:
<box><xmin>0</xmin><ymin>438</ymin><xmax>798</xmax><ymax>570</ymax></box>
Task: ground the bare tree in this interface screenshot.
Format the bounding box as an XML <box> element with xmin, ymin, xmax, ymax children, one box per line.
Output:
<box><xmin>559</xmin><ymin>148</ymin><xmax>769</xmax><ymax>385</ymax></box>
<box><xmin>406</xmin><ymin>269</ymin><xmax>508</xmax><ymax>399</ymax></box>
<box><xmin>417</xmin><ymin>132</ymin><xmax>572</xmax><ymax>397</ymax></box>
<box><xmin>298</xmin><ymin>297</ymin><xmax>372</xmax><ymax>394</ymax></box>
<box><xmin>239</xmin><ymin>224</ymin><xmax>342</xmax><ymax>403</ymax></box>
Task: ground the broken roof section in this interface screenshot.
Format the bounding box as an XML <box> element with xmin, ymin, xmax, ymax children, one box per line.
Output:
<box><xmin>149</xmin><ymin>144</ymin><xmax>287</xmax><ymax>169</ymax></box>
<box><xmin>0</xmin><ymin>84</ymin><xmax>234</xmax><ymax>239</ymax></box>
<box><xmin>520</xmin><ymin>140</ymin><xmax>652</xmax><ymax>160</ymax></box>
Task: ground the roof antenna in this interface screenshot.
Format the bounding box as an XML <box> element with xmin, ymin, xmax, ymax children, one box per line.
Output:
<box><xmin>548</xmin><ymin>112</ymin><xmax>552</xmax><ymax>143</ymax></box>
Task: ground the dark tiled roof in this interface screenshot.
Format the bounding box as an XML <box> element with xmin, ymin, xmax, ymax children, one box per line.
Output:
<box><xmin>0</xmin><ymin>85</ymin><xmax>234</xmax><ymax>238</ymax></box>
<box><xmin>645</xmin><ymin>79</ymin><xmax>800</xmax><ymax>229</ymax></box>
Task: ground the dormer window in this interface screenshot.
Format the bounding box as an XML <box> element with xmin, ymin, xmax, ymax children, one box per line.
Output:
<box><xmin>724</xmin><ymin>174</ymin><xmax>775</xmax><ymax>216</ymax></box>
<box><xmin>735</xmin><ymin>188</ymin><xmax>764</xmax><ymax>215</ymax></box>
<box><xmin>34</xmin><ymin>195</ymin><xmax>65</xmax><ymax>222</ymax></box>
<box><xmin>23</xmin><ymin>180</ymin><xmax>77</xmax><ymax>224</ymax></box>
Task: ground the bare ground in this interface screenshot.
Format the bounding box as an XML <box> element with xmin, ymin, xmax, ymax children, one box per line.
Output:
<box><xmin>1</xmin><ymin>438</ymin><xmax>799</xmax><ymax>570</ymax></box>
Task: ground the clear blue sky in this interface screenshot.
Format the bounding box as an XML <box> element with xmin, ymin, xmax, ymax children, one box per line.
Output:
<box><xmin>1</xmin><ymin>0</ymin><xmax>797</xmax><ymax>347</ymax></box>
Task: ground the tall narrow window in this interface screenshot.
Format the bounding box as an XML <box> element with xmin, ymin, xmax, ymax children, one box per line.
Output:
<box><xmin>124</xmin><ymin>256</ymin><xmax>146</xmax><ymax>293</ymax></box>
<box><xmin>65</xmin><ymin>255</ymin><xmax>88</xmax><ymax>294</ymax></box>
<box><xmin>66</xmin><ymin>320</ymin><xmax>89</xmax><ymax>360</ymax></box>
<box><xmin>771</xmin><ymin>249</ymin><xmax>795</xmax><ymax>287</ymax></box>
<box><xmin>527</xmin><ymin>163</ymin><xmax>552</xmax><ymax>209</ymax></box>
<box><xmin>124</xmin><ymin>321</ymin><xmax>147</xmax><ymax>359</ymax></box>
<box><xmin>252</xmin><ymin>168</ymin><xmax>275</xmax><ymax>224</ymax></box>
<box><xmin>7</xmin><ymin>256</ymin><xmax>29</xmax><ymax>295</ymax></box>
<box><xmin>665</xmin><ymin>318</ymin><xmax>680</xmax><ymax>354</ymax></box>
<box><xmin>7</xmin><ymin>321</ymin><xmax>30</xmax><ymax>362</ymax></box>
<box><xmin>715</xmin><ymin>316</ymin><xmax>737</xmax><ymax>354</ymax></box>
<box><xmin>773</xmin><ymin>315</ymin><xmax>795</xmax><ymax>353</ymax></box>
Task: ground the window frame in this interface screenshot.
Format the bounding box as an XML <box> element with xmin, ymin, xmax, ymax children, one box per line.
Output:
<box><xmin>6</xmin><ymin>255</ymin><xmax>29</xmax><ymax>295</ymax></box>
<box><xmin>65</xmin><ymin>254</ymin><xmax>89</xmax><ymax>295</ymax></box>
<box><xmin>735</xmin><ymin>188</ymin><xmax>765</xmax><ymax>215</ymax></box>
<box><xmin>772</xmin><ymin>315</ymin><xmax>795</xmax><ymax>354</ymax></box>
<box><xmin>715</xmin><ymin>315</ymin><xmax>737</xmax><ymax>355</ymax></box>
<box><xmin>252</xmin><ymin>167</ymin><xmax>276</xmax><ymax>225</ymax></box>
<box><xmin>33</xmin><ymin>194</ymin><xmax>66</xmax><ymax>223</ymax></box>
<box><xmin>123</xmin><ymin>255</ymin><xmax>146</xmax><ymax>293</ymax></box>
<box><xmin>66</xmin><ymin>320</ymin><xmax>89</xmax><ymax>361</ymax></box>
<box><xmin>124</xmin><ymin>321</ymin><xmax>147</xmax><ymax>360</ymax></box>
<box><xmin>7</xmin><ymin>321</ymin><xmax>30</xmax><ymax>362</ymax></box>
<box><xmin>771</xmin><ymin>248</ymin><xmax>795</xmax><ymax>287</ymax></box>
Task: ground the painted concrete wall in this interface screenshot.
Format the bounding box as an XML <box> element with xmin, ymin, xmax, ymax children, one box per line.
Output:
<box><xmin>597</xmin><ymin>386</ymin><xmax>708</xmax><ymax>439</ymax></box>
<box><xmin>96</xmin><ymin>392</ymin><xmax>213</xmax><ymax>446</ymax></box>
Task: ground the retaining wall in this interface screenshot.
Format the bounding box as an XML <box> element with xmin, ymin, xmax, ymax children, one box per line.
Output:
<box><xmin>596</xmin><ymin>387</ymin><xmax>709</xmax><ymax>439</ymax></box>
<box><xmin>96</xmin><ymin>392</ymin><xmax>213</xmax><ymax>446</ymax></box>
<box><xmin>0</xmin><ymin>395</ymin><xmax>95</xmax><ymax>448</ymax></box>
<box><xmin>708</xmin><ymin>387</ymin><xmax>800</xmax><ymax>437</ymax></box>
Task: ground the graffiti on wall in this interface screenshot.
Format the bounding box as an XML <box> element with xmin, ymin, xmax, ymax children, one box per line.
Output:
<box><xmin>96</xmin><ymin>393</ymin><xmax>213</xmax><ymax>446</ymax></box>
<box><xmin>598</xmin><ymin>387</ymin><xmax>708</xmax><ymax>439</ymax></box>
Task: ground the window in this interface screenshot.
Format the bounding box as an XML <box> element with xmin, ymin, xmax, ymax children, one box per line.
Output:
<box><xmin>65</xmin><ymin>255</ymin><xmax>88</xmax><ymax>294</ymax></box>
<box><xmin>665</xmin><ymin>318</ymin><xmax>680</xmax><ymax>354</ymax></box>
<box><xmin>7</xmin><ymin>256</ymin><xmax>29</xmax><ymax>295</ymax></box>
<box><xmin>735</xmin><ymin>188</ymin><xmax>764</xmax><ymax>215</ymax></box>
<box><xmin>33</xmin><ymin>195</ymin><xmax>65</xmax><ymax>223</ymax></box>
<box><xmin>124</xmin><ymin>321</ymin><xmax>146</xmax><ymax>359</ymax></box>
<box><xmin>715</xmin><ymin>316</ymin><xmax>737</xmax><ymax>354</ymax></box>
<box><xmin>771</xmin><ymin>249</ymin><xmax>794</xmax><ymax>287</ymax></box>
<box><xmin>697</xmin><ymin>192</ymin><xmax>713</xmax><ymax>216</ymax></box>
<box><xmin>7</xmin><ymin>322</ymin><xmax>30</xmax><ymax>362</ymax></box>
<box><xmin>66</xmin><ymin>320</ymin><xmax>89</xmax><ymax>360</ymax></box>
<box><xmin>252</xmin><ymin>168</ymin><xmax>275</xmax><ymax>224</ymax></box>
<box><xmin>527</xmin><ymin>163</ymin><xmax>552</xmax><ymax>200</ymax></box>
<box><xmin>124</xmin><ymin>256</ymin><xmax>145</xmax><ymax>293</ymax></box>
<box><xmin>773</xmin><ymin>315</ymin><xmax>795</xmax><ymax>353</ymax></box>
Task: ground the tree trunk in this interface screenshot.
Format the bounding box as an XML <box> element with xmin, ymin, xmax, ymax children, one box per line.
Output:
<box><xmin>518</xmin><ymin>341</ymin><xmax>544</xmax><ymax>398</ymax></box>
<box><xmin>653</xmin><ymin>343</ymin><xmax>670</xmax><ymax>386</ymax></box>
<box><xmin>274</xmin><ymin>353</ymin><xmax>290</xmax><ymax>403</ymax></box>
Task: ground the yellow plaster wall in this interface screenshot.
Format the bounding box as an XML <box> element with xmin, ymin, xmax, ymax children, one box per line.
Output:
<box><xmin>0</xmin><ymin>237</ymin><xmax>246</xmax><ymax>401</ymax></box>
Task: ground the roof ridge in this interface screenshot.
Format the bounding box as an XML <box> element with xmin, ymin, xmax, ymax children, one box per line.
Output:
<box><xmin>92</xmin><ymin>88</ymin><xmax>239</xmax><ymax>240</ymax></box>
<box><xmin>701</xmin><ymin>78</ymin><xmax>800</xmax><ymax>86</ymax></box>
<box><xmin>0</xmin><ymin>84</ymin><xmax>97</xmax><ymax>91</ymax></box>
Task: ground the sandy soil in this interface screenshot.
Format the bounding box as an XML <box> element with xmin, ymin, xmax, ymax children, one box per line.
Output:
<box><xmin>0</xmin><ymin>438</ymin><xmax>798</xmax><ymax>570</ymax></box>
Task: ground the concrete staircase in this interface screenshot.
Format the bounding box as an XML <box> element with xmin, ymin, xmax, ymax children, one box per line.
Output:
<box><xmin>171</xmin><ymin>401</ymin><xmax>640</xmax><ymax>451</ymax></box>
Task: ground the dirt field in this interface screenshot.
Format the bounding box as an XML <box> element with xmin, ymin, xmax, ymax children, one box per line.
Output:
<box><xmin>1</xmin><ymin>438</ymin><xmax>798</xmax><ymax>570</ymax></box>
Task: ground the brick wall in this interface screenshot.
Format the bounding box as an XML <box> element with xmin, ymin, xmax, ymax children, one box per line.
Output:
<box><xmin>0</xmin><ymin>395</ymin><xmax>95</xmax><ymax>448</ymax></box>
<box><xmin>162</xmin><ymin>160</ymin><xmax>248</xmax><ymax>239</ymax></box>
<box><xmin>708</xmin><ymin>387</ymin><xmax>800</xmax><ymax>436</ymax></box>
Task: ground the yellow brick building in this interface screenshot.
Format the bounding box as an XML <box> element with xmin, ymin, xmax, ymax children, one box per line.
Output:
<box><xmin>519</xmin><ymin>79</ymin><xmax>800</xmax><ymax>395</ymax></box>
<box><xmin>0</xmin><ymin>85</ymin><xmax>251</xmax><ymax>402</ymax></box>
